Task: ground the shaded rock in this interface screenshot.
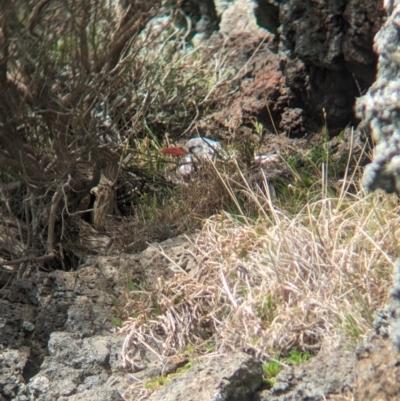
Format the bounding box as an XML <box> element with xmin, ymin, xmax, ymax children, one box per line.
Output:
<box><xmin>0</xmin><ymin>347</ymin><xmax>30</xmax><ymax>400</ymax></box>
<box><xmin>255</xmin><ymin>350</ymin><xmax>355</xmax><ymax>401</ymax></box>
<box><xmin>274</xmin><ymin>0</ymin><xmax>383</xmax><ymax>130</ymax></box>
<box><xmin>254</xmin><ymin>0</ymin><xmax>280</xmax><ymax>35</ymax></box>
<box><xmin>279</xmin><ymin>107</ymin><xmax>306</xmax><ymax>135</ymax></box>
<box><xmin>149</xmin><ymin>352</ymin><xmax>263</xmax><ymax>401</ymax></box>
<box><xmin>278</xmin><ymin>0</ymin><xmax>382</xmax><ymax>73</ymax></box>
<box><xmin>390</xmin><ymin>259</ymin><xmax>400</xmax><ymax>350</ymax></box>
<box><xmin>279</xmin><ymin>0</ymin><xmax>346</xmax><ymax>70</ymax></box>
<box><xmin>342</xmin><ymin>0</ymin><xmax>384</xmax><ymax>83</ymax></box>
<box><xmin>0</xmin><ymin>300</ymin><xmax>37</xmax><ymax>349</ymax></box>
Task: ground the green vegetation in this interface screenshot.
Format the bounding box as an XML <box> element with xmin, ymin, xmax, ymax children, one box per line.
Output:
<box><xmin>144</xmin><ymin>376</ymin><xmax>170</xmax><ymax>391</ymax></box>
<box><xmin>144</xmin><ymin>362</ymin><xmax>193</xmax><ymax>391</ymax></box>
<box><xmin>263</xmin><ymin>350</ymin><xmax>312</xmax><ymax>387</ymax></box>
<box><xmin>262</xmin><ymin>359</ymin><xmax>282</xmax><ymax>387</ymax></box>
<box><xmin>110</xmin><ymin>317</ymin><xmax>123</xmax><ymax>328</ymax></box>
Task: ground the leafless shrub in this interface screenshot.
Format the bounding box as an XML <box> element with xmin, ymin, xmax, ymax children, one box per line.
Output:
<box><xmin>0</xmin><ymin>0</ymin><xmax>239</xmax><ymax>285</ymax></box>
<box><xmin>0</xmin><ymin>0</ymin><xmax>169</xmax><ymax>277</ymax></box>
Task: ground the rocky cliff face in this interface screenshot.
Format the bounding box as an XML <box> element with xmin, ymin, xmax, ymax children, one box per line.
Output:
<box><xmin>357</xmin><ymin>1</ymin><xmax>400</xmax><ymax>193</ymax></box>
<box><xmin>211</xmin><ymin>0</ymin><xmax>385</xmax><ymax>135</ymax></box>
<box><xmin>277</xmin><ymin>0</ymin><xmax>384</xmax><ymax>131</ymax></box>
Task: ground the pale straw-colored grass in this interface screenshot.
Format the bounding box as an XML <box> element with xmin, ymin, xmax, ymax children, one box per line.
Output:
<box><xmin>120</xmin><ymin>165</ymin><xmax>399</xmax><ymax>372</ymax></box>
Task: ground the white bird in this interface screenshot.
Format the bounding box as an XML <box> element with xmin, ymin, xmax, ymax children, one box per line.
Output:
<box><xmin>160</xmin><ymin>137</ymin><xmax>222</xmax><ymax>177</ymax></box>
<box><xmin>160</xmin><ymin>138</ymin><xmax>281</xmax><ymax>187</ymax></box>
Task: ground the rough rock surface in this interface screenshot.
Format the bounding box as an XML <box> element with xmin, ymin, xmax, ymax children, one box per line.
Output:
<box><xmin>351</xmin><ymin>259</ymin><xmax>400</xmax><ymax>401</ymax></box>
<box><xmin>278</xmin><ymin>0</ymin><xmax>384</xmax><ymax>131</ymax></box>
<box><xmin>0</xmin><ymin>238</ymin><xmax>192</xmax><ymax>400</ymax></box>
<box><xmin>0</xmin><ymin>260</ymin><xmax>129</xmax><ymax>400</ymax></box>
<box><xmin>0</xmin><ymin>348</ymin><xmax>31</xmax><ymax>400</ymax></box>
<box><xmin>357</xmin><ymin>1</ymin><xmax>400</xmax><ymax>193</ymax></box>
<box><xmin>255</xmin><ymin>350</ymin><xmax>355</xmax><ymax>401</ymax></box>
<box><xmin>149</xmin><ymin>352</ymin><xmax>263</xmax><ymax>401</ymax></box>
<box><xmin>0</xmin><ymin>237</ymin><xmax>216</xmax><ymax>400</ymax></box>
<box><xmin>205</xmin><ymin>0</ymin><xmax>385</xmax><ymax>137</ymax></box>
<box><xmin>354</xmin><ymin>335</ymin><xmax>400</xmax><ymax>401</ymax></box>
<box><xmin>390</xmin><ymin>259</ymin><xmax>400</xmax><ymax>351</ymax></box>
<box><xmin>26</xmin><ymin>333</ymin><xmax>126</xmax><ymax>401</ymax></box>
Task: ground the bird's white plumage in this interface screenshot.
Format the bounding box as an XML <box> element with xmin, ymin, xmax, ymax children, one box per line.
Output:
<box><xmin>177</xmin><ymin>138</ymin><xmax>222</xmax><ymax>177</ymax></box>
<box><xmin>182</xmin><ymin>138</ymin><xmax>222</xmax><ymax>158</ymax></box>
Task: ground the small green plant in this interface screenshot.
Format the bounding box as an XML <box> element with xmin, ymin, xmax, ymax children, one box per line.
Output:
<box><xmin>111</xmin><ymin>297</ymin><xmax>123</xmax><ymax>317</ymax></box>
<box><xmin>144</xmin><ymin>362</ymin><xmax>193</xmax><ymax>391</ymax></box>
<box><xmin>287</xmin><ymin>349</ymin><xmax>311</xmax><ymax>365</ymax></box>
<box><xmin>183</xmin><ymin>344</ymin><xmax>196</xmax><ymax>357</ymax></box>
<box><xmin>250</xmin><ymin>117</ymin><xmax>264</xmax><ymax>137</ymax></box>
<box><xmin>204</xmin><ymin>342</ymin><xmax>215</xmax><ymax>352</ymax></box>
<box><xmin>127</xmin><ymin>275</ymin><xmax>137</xmax><ymax>292</ymax></box>
<box><xmin>176</xmin><ymin>362</ymin><xmax>192</xmax><ymax>374</ymax></box>
<box><xmin>151</xmin><ymin>294</ymin><xmax>162</xmax><ymax>317</ymax></box>
<box><xmin>262</xmin><ymin>350</ymin><xmax>312</xmax><ymax>388</ymax></box>
<box><xmin>110</xmin><ymin>317</ymin><xmax>123</xmax><ymax>328</ymax></box>
<box><xmin>257</xmin><ymin>294</ymin><xmax>276</xmax><ymax>324</ymax></box>
<box><xmin>238</xmin><ymin>247</ymin><xmax>249</xmax><ymax>259</ymax></box>
<box><xmin>262</xmin><ymin>359</ymin><xmax>282</xmax><ymax>387</ymax></box>
<box><xmin>344</xmin><ymin>313</ymin><xmax>363</xmax><ymax>342</ymax></box>
<box><xmin>144</xmin><ymin>376</ymin><xmax>170</xmax><ymax>391</ymax></box>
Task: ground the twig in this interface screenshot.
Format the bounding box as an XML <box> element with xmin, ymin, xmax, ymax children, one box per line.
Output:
<box><xmin>220</xmin><ymin>269</ymin><xmax>238</xmax><ymax>308</ymax></box>
<box><xmin>0</xmin><ymin>253</ymin><xmax>55</xmax><ymax>267</ymax></box>
<box><xmin>27</xmin><ymin>0</ymin><xmax>52</xmax><ymax>34</ymax></box>
<box><xmin>47</xmin><ymin>187</ymin><xmax>62</xmax><ymax>255</ymax></box>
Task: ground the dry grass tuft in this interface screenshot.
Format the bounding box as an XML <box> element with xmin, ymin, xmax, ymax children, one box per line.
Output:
<box><xmin>119</xmin><ymin>166</ymin><xmax>399</xmax><ymax>376</ymax></box>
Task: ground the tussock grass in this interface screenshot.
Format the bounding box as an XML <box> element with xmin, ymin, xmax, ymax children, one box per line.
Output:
<box><xmin>119</xmin><ymin>160</ymin><xmax>398</xmax><ymax>379</ymax></box>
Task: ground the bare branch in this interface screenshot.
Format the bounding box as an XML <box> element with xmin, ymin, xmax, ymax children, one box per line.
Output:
<box><xmin>79</xmin><ymin>0</ymin><xmax>91</xmax><ymax>74</ymax></box>
<box><xmin>97</xmin><ymin>0</ymin><xmax>161</xmax><ymax>71</ymax></box>
<box><xmin>47</xmin><ymin>188</ymin><xmax>63</xmax><ymax>255</ymax></box>
<box><xmin>0</xmin><ymin>27</ymin><xmax>7</xmax><ymax>86</ymax></box>
<box><xmin>27</xmin><ymin>0</ymin><xmax>53</xmax><ymax>35</ymax></box>
<box><xmin>0</xmin><ymin>253</ymin><xmax>55</xmax><ymax>267</ymax></box>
